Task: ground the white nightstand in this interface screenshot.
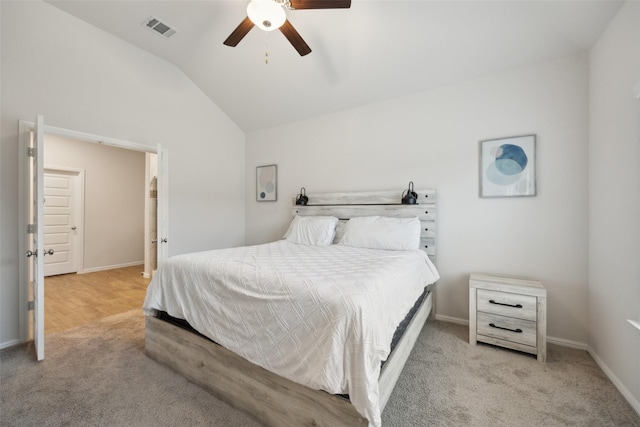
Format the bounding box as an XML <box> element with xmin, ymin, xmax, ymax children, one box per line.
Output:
<box><xmin>469</xmin><ymin>273</ymin><xmax>547</xmax><ymax>362</ymax></box>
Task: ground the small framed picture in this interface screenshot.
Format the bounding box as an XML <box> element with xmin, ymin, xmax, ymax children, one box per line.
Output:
<box><xmin>256</xmin><ymin>164</ymin><xmax>277</xmax><ymax>202</ymax></box>
<box><xmin>479</xmin><ymin>135</ymin><xmax>536</xmax><ymax>198</ymax></box>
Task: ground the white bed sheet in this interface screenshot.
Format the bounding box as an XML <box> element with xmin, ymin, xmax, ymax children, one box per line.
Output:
<box><xmin>143</xmin><ymin>240</ymin><xmax>439</xmax><ymax>426</ymax></box>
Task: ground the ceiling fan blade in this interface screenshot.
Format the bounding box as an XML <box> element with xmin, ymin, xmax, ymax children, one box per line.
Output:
<box><xmin>280</xmin><ymin>20</ymin><xmax>312</xmax><ymax>56</ymax></box>
<box><xmin>223</xmin><ymin>17</ymin><xmax>255</xmax><ymax>47</ymax></box>
<box><xmin>289</xmin><ymin>0</ymin><xmax>351</xmax><ymax>9</ymax></box>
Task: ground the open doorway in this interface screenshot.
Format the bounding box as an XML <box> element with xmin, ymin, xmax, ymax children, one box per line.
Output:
<box><xmin>19</xmin><ymin>116</ymin><xmax>167</xmax><ymax>358</ymax></box>
<box><xmin>42</xmin><ymin>134</ymin><xmax>155</xmax><ymax>335</ymax></box>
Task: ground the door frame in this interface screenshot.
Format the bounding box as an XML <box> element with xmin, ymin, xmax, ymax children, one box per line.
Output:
<box><xmin>18</xmin><ymin>120</ymin><xmax>168</xmax><ymax>344</ymax></box>
<box><xmin>43</xmin><ymin>166</ymin><xmax>85</xmax><ymax>276</ymax></box>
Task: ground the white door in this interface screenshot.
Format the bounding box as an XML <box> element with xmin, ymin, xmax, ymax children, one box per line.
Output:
<box><xmin>156</xmin><ymin>147</ymin><xmax>169</xmax><ymax>265</ymax></box>
<box><xmin>26</xmin><ymin>115</ymin><xmax>46</xmax><ymax>361</ymax></box>
<box><xmin>43</xmin><ymin>170</ymin><xmax>81</xmax><ymax>276</ymax></box>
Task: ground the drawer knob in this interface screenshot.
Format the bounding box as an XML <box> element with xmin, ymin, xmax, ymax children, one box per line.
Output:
<box><xmin>489</xmin><ymin>299</ymin><xmax>523</xmax><ymax>309</ymax></box>
<box><xmin>489</xmin><ymin>323</ymin><xmax>523</xmax><ymax>333</ymax></box>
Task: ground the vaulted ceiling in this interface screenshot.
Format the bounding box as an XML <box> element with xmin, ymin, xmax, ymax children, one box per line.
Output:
<box><xmin>47</xmin><ymin>0</ymin><xmax>623</xmax><ymax>132</ymax></box>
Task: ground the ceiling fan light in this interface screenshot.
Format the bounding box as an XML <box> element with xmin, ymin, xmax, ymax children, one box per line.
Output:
<box><xmin>247</xmin><ymin>0</ymin><xmax>286</xmax><ymax>32</ymax></box>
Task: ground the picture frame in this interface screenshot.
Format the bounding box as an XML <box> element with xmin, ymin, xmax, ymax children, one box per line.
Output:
<box><xmin>479</xmin><ymin>135</ymin><xmax>536</xmax><ymax>198</ymax></box>
<box><xmin>256</xmin><ymin>164</ymin><xmax>277</xmax><ymax>202</ymax></box>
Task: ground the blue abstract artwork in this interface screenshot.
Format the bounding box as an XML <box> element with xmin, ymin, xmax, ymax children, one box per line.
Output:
<box><xmin>256</xmin><ymin>165</ymin><xmax>277</xmax><ymax>201</ymax></box>
<box><xmin>480</xmin><ymin>135</ymin><xmax>536</xmax><ymax>197</ymax></box>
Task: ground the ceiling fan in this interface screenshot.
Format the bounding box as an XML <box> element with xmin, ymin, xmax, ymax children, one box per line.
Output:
<box><xmin>223</xmin><ymin>0</ymin><xmax>351</xmax><ymax>56</ymax></box>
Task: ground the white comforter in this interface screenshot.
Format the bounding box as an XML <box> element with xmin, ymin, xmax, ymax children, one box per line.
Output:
<box><xmin>143</xmin><ymin>241</ymin><xmax>439</xmax><ymax>426</ymax></box>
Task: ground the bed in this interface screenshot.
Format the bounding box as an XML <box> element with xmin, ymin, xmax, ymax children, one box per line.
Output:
<box><xmin>143</xmin><ymin>189</ymin><xmax>438</xmax><ymax>426</ymax></box>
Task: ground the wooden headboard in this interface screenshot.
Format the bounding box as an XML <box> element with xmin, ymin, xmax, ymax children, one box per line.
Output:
<box><xmin>291</xmin><ymin>189</ymin><xmax>437</xmax><ymax>262</ymax></box>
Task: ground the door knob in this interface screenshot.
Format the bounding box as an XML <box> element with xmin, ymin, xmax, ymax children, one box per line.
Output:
<box><xmin>26</xmin><ymin>250</ymin><xmax>37</xmax><ymax>257</ymax></box>
<box><xmin>44</xmin><ymin>249</ymin><xmax>54</xmax><ymax>256</ymax></box>
<box><xmin>71</xmin><ymin>226</ymin><xmax>77</xmax><ymax>230</ymax></box>
<box><xmin>161</xmin><ymin>238</ymin><xmax>167</xmax><ymax>243</ymax></box>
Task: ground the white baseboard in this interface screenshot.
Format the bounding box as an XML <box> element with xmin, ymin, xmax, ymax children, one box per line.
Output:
<box><xmin>546</xmin><ymin>335</ymin><xmax>587</xmax><ymax>350</ymax></box>
<box><xmin>588</xmin><ymin>346</ymin><xmax>640</xmax><ymax>417</ymax></box>
<box><xmin>0</xmin><ymin>338</ymin><xmax>23</xmax><ymax>350</ymax></box>
<box><xmin>435</xmin><ymin>314</ymin><xmax>469</xmax><ymax>325</ymax></box>
<box><xmin>78</xmin><ymin>261</ymin><xmax>144</xmax><ymax>274</ymax></box>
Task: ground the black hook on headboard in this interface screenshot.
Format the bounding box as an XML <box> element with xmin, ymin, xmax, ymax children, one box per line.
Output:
<box><xmin>295</xmin><ymin>188</ymin><xmax>308</xmax><ymax>206</ymax></box>
<box><xmin>401</xmin><ymin>181</ymin><xmax>417</xmax><ymax>204</ymax></box>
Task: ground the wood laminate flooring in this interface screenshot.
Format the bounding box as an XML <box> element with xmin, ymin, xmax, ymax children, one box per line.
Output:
<box><xmin>44</xmin><ymin>265</ymin><xmax>150</xmax><ymax>335</ymax></box>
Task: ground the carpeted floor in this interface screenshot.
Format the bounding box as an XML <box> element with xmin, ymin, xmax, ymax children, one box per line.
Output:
<box><xmin>1</xmin><ymin>310</ymin><xmax>638</xmax><ymax>426</ymax></box>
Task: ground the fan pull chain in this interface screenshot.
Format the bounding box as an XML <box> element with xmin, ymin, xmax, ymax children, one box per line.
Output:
<box><xmin>265</xmin><ymin>32</ymin><xmax>269</xmax><ymax>65</ymax></box>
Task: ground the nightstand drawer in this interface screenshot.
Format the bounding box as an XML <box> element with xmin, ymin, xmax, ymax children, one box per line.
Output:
<box><xmin>477</xmin><ymin>289</ymin><xmax>537</xmax><ymax>321</ymax></box>
<box><xmin>476</xmin><ymin>312</ymin><xmax>537</xmax><ymax>347</ymax></box>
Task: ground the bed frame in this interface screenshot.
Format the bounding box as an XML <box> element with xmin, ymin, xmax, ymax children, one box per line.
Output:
<box><xmin>145</xmin><ymin>188</ymin><xmax>437</xmax><ymax>426</ymax></box>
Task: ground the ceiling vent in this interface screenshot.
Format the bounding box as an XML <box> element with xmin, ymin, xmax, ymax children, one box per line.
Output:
<box><xmin>143</xmin><ymin>16</ymin><xmax>177</xmax><ymax>39</ymax></box>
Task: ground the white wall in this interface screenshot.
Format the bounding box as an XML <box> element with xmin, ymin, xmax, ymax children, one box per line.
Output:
<box><xmin>45</xmin><ymin>134</ymin><xmax>146</xmax><ymax>272</ymax></box>
<box><xmin>246</xmin><ymin>54</ymin><xmax>590</xmax><ymax>345</ymax></box>
<box><xmin>588</xmin><ymin>0</ymin><xmax>640</xmax><ymax>412</ymax></box>
<box><xmin>0</xmin><ymin>1</ymin><xmax>246</xmax><ymax>346</ymax></box>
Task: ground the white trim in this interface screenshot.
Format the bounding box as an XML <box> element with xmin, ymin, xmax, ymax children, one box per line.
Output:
<box><xmin>78</xmin><ymin>262</ymin><xmax>144</xmax><ymax>275</ymax></box>
<box><xmin>0</xmin><ymin>339</ymin><xmax>23</xmax><ymax>350</ymax></box>
<box><xmin>46</xmin><ymin>123</ymin><xmax>157</xmax><ymax>154</ymax></box>
<box><xmin>588</xmin><ymin>346</ymin><xmax>640</xmax><ymax>417</ymax></box>
<box><xmin>435</xmin><ymin>314</ymin><xmax>468</xmax><ymax>325</ymax></box>
<box><xmin>19</xmin><ymin>121</ymin><xmax>158</xmax><ymax>154</ymax></box>
<box><xmin>546</xmin><ymin>335</ymin><xmax>587</xmax><ymax>350</ymax></box>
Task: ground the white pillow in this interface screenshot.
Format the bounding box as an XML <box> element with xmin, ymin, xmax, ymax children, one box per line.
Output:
<box><xmin>333</xmin><ymin>220</ymin><xmax>347</xmax><ymax>244</ymax></box>
<box><xmin>283</xmin><ymin>215</ymin><xmax>339</xmax><ymax>246</ymax></box>
<box><xmin>339</xmin><ymin>216</ymin><xmax>421</xmax><ymax>251</ymax></box>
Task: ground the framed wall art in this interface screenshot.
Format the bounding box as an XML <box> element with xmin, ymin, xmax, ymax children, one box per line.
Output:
<box><xmin>479</xmin><ymin>134</ymin><xmax>536</xmax><ymax>198</ymax></box>
<box><xmin>256</xmin><ymin>164</ymin><xmax>277</xmax><ymax>201</ymax></box>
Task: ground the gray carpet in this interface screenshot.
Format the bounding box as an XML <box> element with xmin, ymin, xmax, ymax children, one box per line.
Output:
<box><xmin>1</xmin><ymin>310</ymin><xmax>638</xmax><ymax>427</ymax></box>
